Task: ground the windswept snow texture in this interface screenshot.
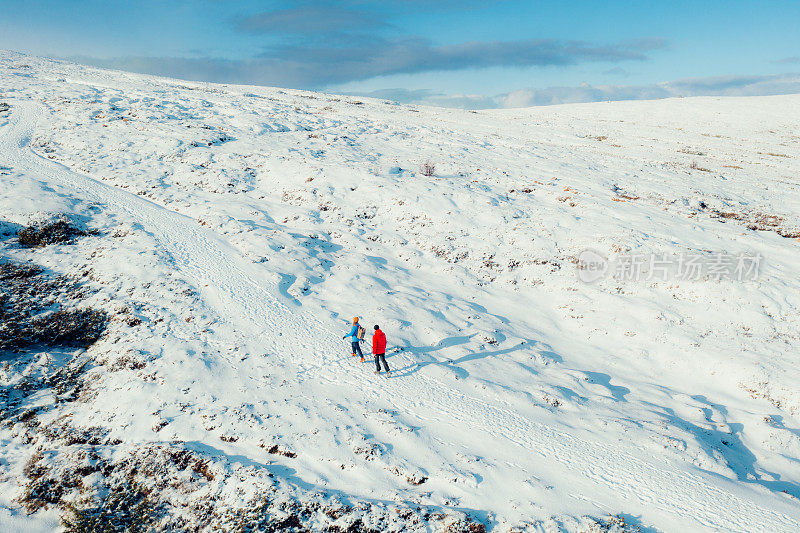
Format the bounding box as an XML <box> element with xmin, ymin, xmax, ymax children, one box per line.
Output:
<box><xmin>2</xmin><ymin>51</ymin><xmax>800</xmax><ymax>531</ymax></box>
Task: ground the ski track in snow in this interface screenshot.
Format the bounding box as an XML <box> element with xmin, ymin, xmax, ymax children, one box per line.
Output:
<box><xmin>3</xmin><ymin>100</ymin><xmax>800</xmax><ymax>532</ymax></box>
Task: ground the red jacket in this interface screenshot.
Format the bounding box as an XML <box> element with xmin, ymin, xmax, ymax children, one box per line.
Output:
<box><xmin>372</xmin><ymin>329</ymin><xmax>386</xmax><ymax>355</ymax></box>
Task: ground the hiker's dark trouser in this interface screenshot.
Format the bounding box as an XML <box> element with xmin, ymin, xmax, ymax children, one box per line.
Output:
<box><xmin>374</xmin><ymin>353</ymin><xmax>389</xmax><ymax>372</ymax></box>
<box><xmin>351</xmin><ymin>341</ymin><xmax>363</xmax><ymax>358</ymax></box>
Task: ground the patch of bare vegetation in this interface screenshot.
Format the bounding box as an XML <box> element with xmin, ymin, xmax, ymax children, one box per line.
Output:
<box><xmin>689</xmin><ymin>161</ymin><xmax>711</xmax><ymax>172</ymax></box>
<box><xmin>0</xmin><ymin>262</ymin><xmax>108</xmax><ymax>349</ymax></box>
<box><xmin>17</xmin><ymin>215</ymin><xmax>91</xmax><ymax>248</ymax></box>
<box><xmin>18</xmin><ymin>445</ymin><xmax>180</xmax><ymax>529</ymax></box>
<box><xmin>61</xmin><ymin>476</ymin><xmax>157</xmax><ymax>533</ymax></box>
<box><xmin>708</xmin><ymin>210</ymin><xmax>800</xmax><ymax>239</ymax></box>
<box><xmin>189</xmin><ymin>128</ymin><xmax>234</xmax><ymax>148</ymax></box>
<box><xmin>0</xmin><ymin>260</ymin><xmax>107</xmax><ymax>350</ymax></box>
<box><xmin>260</xmin><ymin>442</ymin><xmax>297</xmax><ymax>458</ymax></box>
<box><xmin>18</xmin><ymin>439</ymin><xmax>487</xmax><ymax>532</ymax></box>
<box><xmin>585</xmin><ymin>513</ymin><xmax>643</xmax><ymax>532</ymax></box>
<box><xmin>611</xmin><ymin>184</ymin><xmax>640</xmax><ymax>202</ymax></box>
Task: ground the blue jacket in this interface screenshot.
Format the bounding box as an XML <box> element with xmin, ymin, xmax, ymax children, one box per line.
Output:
<box><xmin>346</xmin><ymin>323</ymin><xmax>360</xmax><ymax>342</ymax></box>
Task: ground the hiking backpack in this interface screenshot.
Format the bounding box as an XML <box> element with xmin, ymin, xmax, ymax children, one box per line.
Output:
<box><xmin>357</xmin><ymin>325</ymin><xmax>366</xmax><ymax>340</ymax></box>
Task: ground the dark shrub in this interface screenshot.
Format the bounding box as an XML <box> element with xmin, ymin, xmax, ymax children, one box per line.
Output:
<box><xmin>61</xmin><ymin>477</ymin><xmax>157</xmax><ymax>533</ymax></box>
<box><xmin>0</xmin><ymin>261</ymin><xmax>42</xmax><ymax>281</ymax></box>
<box><xmin>32</xmin><ymin>309</ymin><xmax>108</xmax><ymax>347</ymax></box>
<box><xmin>0</xmin><ymin>261</ymin><xmax>107</xmax><ymax>350</ymax></box>
<box><xmin>18</xmin><ymin>216</ymin><xmax>88</xmax><ymax>247</ymax></box>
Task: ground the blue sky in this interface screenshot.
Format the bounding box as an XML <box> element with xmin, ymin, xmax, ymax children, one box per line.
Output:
<box><xmin>1</xmin><ymin>0</ymin><xmax>799</xmax><ymax>107</ymax></box>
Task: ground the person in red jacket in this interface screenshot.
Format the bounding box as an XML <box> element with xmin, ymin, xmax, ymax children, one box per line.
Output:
<box><xmin>372</xmin><ymin>325</ymin><xmax>390</xmax><ymax>375</ymax></box>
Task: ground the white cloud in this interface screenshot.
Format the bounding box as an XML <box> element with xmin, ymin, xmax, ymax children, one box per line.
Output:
<box><xmin>61</xmin><ymin>36</ymin><xmax>666</xmax><ymax>89</ymax></box>
<box><xmin>492</xmin><ymin>72</ymin><xmax>800</xmax><ymax>108</ymax></box>
<box><xmin>348</xmin><ymin>72</ymin><xmax>800</xmax><ymax>109</ymax></box>
<box><xmin>352</xmin><ymin>88</ymin><xmax>497</xmax><ymax>109</ymax></box>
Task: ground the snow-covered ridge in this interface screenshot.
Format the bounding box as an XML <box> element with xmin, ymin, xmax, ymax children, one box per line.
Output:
<box><xmin>1</xmin><ymin>51</ymin><xmax>800</xmax><ymax>531</ymax></box>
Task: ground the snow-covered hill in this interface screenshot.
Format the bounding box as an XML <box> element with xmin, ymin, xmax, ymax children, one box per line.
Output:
<box><xmin>1</xmin><ymin>50</ymin><xmax>799</xmax><ymax>532</ymax></box>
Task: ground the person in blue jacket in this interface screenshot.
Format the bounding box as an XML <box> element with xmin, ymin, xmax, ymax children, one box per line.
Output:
<box><xmin>343</xmin><ymin>316</ymin><xmax>364</xmax><ymax>361</ymax></box>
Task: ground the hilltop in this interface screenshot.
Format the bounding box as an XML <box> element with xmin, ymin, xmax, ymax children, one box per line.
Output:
<box><xmin>1</xmin><ymin>51</ymin><xmax>799</xmax><ymax>532</ymax></box>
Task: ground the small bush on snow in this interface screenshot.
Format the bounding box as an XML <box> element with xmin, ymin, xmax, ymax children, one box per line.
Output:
<box><xmin>689</xmin><ymin>161</ymin><xmax>711</xmax><ymax>173</ymax></box>
<box><xmin>18</xmin><ymin>215</ymin><xmax>90</xmax><ymax>247</ymax></box>
<box><xmin>0</xmin><ymin>260</ymin><xmax>107</xmax><ymax>350</ymax></box>
<box><xmin>61</xmin><ymin>477</ymin><xmax>157</xmax><ymax>533</ymax></box>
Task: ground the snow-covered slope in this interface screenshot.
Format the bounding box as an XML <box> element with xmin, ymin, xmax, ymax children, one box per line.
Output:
<box><xmin>1</xmin><ymin>50</ymin><xmax>800</xmax><ymax>531</ymax></box>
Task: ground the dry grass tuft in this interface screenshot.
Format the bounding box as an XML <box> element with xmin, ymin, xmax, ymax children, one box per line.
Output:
<box><xmin>18</xmin><ymin>215</ymin><xmax>90</xmax><ymax>248</ymax></box>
